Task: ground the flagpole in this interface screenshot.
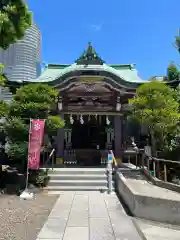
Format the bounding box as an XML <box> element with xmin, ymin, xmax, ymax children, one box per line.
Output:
<box><xmin>25</xmin><ymin>118</ymin><xmax>32</xmax><ymax>190</ymax></box>
<box><xmin>20</xmin><ymin>119</ymin><xmax>45</xmax><ymax>199</ymax></box>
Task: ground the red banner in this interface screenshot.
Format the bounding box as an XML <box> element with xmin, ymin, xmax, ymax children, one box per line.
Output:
<box><xmin>28</xmin><ymin>119</ymin><xmax>45</xmax><ymax>170</ymax></box>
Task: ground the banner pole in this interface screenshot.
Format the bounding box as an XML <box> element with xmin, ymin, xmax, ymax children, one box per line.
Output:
<box><xmin>20</xmin><ymin>119</ymin><xmax>45</xmax><ymax>200</ymax></box>
<box><xmin>25</xmin><ymin>118</ymin><xmax>32</xmax><ymax>190</ymax></box>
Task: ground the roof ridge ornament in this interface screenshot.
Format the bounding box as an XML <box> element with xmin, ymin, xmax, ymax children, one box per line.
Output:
<box><xmin>75</xmin><ymin>42</ymin><xmax>105</xmax><ymax>65</ymax></box>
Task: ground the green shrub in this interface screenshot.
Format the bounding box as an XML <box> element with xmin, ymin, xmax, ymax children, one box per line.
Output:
<box><xmin>29</xmin><ymin>169</ymin><xmax>50</xmax><ymax>188</ymax></box>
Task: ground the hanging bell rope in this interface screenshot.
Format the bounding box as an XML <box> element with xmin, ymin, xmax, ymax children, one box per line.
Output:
<box><xmin>80</xmin><ymin>115</ymin><xmax>84</xmax><ymax>124</ymax></box>
<box><xmin>70</xmin><ymin>114</ymin><xmax>74</xmax><ymax>124</ymax></box>
<box><xmin>106</xmin><ymin>116</ymin><xmax>110</xmax><ymax>125</ymax></box>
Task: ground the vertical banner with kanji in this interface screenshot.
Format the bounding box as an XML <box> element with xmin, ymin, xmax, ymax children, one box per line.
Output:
<box><xmin>28</xmin><ymin>119</ymin><xmax>45</xmax><ymax>170</ymax></box>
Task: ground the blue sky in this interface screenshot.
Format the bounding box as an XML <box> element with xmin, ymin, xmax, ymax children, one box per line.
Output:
<box><xmin>27</xmin><ymin>0</ymin><xmax>180</xmax><ymax>80</ymax></box>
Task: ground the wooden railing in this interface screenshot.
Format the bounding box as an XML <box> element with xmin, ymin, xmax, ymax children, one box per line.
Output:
<box><xmin>125</xmin><ymin>144</ymin><xmax>180</xmax><ymax>184</ymax></box>
<box><xmin>144</xmin><ymin>156</ymin><xmax>180</xmax><ymax>183</ymax></box>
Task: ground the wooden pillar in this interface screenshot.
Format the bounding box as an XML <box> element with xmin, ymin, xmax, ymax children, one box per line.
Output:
<box><xmin>122</xmin><ymin>116</ymin><xmax>127</xmax><ymax>145</ymax></box>
<box><xmin>114</xmin><ymin>115</ymin><xmax>122</xmax><ymax>159</ymax></box>
<box><xmin>56</xmin><ymin>113</ymin><xmax>64</xmax><ymax>163</ymax></box>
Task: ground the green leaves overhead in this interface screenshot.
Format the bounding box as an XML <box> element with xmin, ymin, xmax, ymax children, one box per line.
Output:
<box><xmin>0</xmin><ymin>0</ymin><xmax>32</xmax><ymax>49</ymax></box>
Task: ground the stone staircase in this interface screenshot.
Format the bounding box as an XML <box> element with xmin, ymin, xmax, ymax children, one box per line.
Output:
<box><xmin>45</xmin><ymin>168</ymin><xmax>114</xmax><ymax>193</ymax></box>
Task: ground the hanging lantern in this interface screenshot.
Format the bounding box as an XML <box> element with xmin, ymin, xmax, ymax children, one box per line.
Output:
<box><xmin>106</xmin><ymin>116</ymin><xmax>110</xmax><ymax>125</ymax></box>
<box><xmin>70</xmin><ymin>115</ymin><xmax>74</xmax><ymax>124</ymax></box>
<box><xmin>80</xmin><ymin>115</ymin><xmax>84</xmax><ymax>124</ymax></box>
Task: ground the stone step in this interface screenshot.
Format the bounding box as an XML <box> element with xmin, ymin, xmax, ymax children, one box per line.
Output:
<box><xmin>49</xmin><ymin>174</ymin><xmax>107</xmax><ymax>181</ymax></box>
<box><xmin>48</xmin><ymin>179</ymin><xmax>110</xmax><ymax>187</ymax></box>
<box><xmin>45</xmin><ymin>167</ymin><xmax>114</xmax><ymax>192</ymax></box>
<box><xmin>45</xmin><ymin>185</ymin><xmax>114</xmax><ymax>192</ymax></box>
<box><xmin>47</xmin><ymin>168</ymin><xmax>107</xmax><ymax>175</ymax></box>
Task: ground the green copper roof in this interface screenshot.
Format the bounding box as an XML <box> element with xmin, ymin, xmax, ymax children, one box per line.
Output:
<box><xmin>28</xmin><ymin>63</ymin><xmax>145</xmax><ymax>84</ymax></box>
<box><xmin>75</xmin><ymin>42</ymin><xmax>104</xmax><ymax>65</ymax></box>
<box><xmin>13</xmin><ymin>43</ymin><xmax>145</xmax><ymax>86</ymax></box>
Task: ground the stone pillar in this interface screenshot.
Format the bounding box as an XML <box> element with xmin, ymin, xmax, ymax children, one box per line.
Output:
<box><xmin>114</xmin><ymin>115</ymin><xmax>122</xmax><ymax>159</ymax></box>
<box><xmin>56</xmin><ymin>113</ymin><xmax>64</xmax><ymax>163</ymax></box>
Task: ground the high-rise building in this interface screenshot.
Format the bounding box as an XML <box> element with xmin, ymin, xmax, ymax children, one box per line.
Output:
<box><xmin>0</xmin><ymin>24</ymin><xmax>42</xmax><ymax>82</ymax></box>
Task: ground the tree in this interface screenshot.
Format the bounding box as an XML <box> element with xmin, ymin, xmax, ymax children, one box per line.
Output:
<box><xmin>0</xmin><ymin>0</ymin><xmax>32</xmax><ymax>95</ymax></box>
<box><xmin>1</xmin><ymin>83</ymin><xmax>64</xmax><ymax>167</ymax></box>
<box><xmin>167</xmin><ymin>62</ymin><xmax>179</xmax><ymax>81</ymax></box>
<box><xmin>175</xmin><ymin>31</ymin><xmax>180</xmax><ymax>54</ymax></box>
<box><xmin>129</xmin><ymin>80</ymin><xmax>180</xmax><ymax>155</ymax></box>
<box><xmin>0</xmin><ymin>64</ymin><xmax>6</xmax><ymax>86</ymax></box>
<box><xmin>0</xmin><ymin>0</ymin><xmax>32</xmax><ymax>49</ymax></box>
<box><xmin>163</xmin><ymin>31</ymin><xmax>180</xmax><ymax>83</ymax></box>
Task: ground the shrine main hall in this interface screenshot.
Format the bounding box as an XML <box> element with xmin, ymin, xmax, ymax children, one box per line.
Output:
<box><xmin>28</xmin><ymin>43</ymin><xmax>146</xmax><ymax>166</ymax></box>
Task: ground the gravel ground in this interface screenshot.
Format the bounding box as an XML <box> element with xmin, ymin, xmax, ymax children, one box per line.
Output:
<box><xmin>0</xmin><ymin>193</ymin><xmax>58</xmax><ymax>240</ymax></box>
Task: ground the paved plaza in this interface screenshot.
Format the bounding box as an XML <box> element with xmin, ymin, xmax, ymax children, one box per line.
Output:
<box><xmin>36</xmin><ymin>191</ymin><xmax>143</xmax><ymax>240</ymax></box>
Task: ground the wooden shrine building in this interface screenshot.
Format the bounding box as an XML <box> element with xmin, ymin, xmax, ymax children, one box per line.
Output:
<box><xmin>23</xmin><ymin>43</ymin><xmax>146</xmax><ymax>166</ymax></box>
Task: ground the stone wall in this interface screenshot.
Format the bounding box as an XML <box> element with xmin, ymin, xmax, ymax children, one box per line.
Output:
<box><xmin>116</xmin><ymin>172</ymin><xmax>180</xmax><ymax>225</ymax></box>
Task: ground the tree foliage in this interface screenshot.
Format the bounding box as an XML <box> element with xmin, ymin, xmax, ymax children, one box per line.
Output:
<box><xmin>10</xmin><ymin>84</ymin><xmax>58</xmax><ymax>119</ymax></box>
<box><xmin>6</xmin><ymin>141</ymin><xmax>28</xmax><ymax>163</ymax></box>
<box><xmin>175</xmin><ymin>34</ymin><xmax>180</xmax><ymax>54</ymax></box>
<box><xmin>0</xmin><ymin>0</ymin><xmax>32</xmax><ymax>97</ymax></box>
<box><xmin>167</xmin><ymin>62</ymin><xmax>179</xmax><ymax>81</ymax></box>
<box><xmin>0</xmin><ymin>64</ymin><xmax>7</xmax><ymax>86</ymax></box>
<box><xmin>46</xmin><ymin>115</ymin><xmax>65</xmax><ymax>136</ymax></box>
<box><xmin>0</xmin><ymin>0</ymin><xmax>32</xmax><ymax>49</ymax></box>
<box><xmin>0</xmin><ymin>99</ymin><xmax>9</xmax><ymax>116</ymax></box>
<box><xmin>129</xmin><ymin>81</ymin><xmax>180</xmax><ymax>152</ymax></box>
<box><xmin>3</xmin><ymin>117</ymin><xmax>28</xmax><ymax>141</ymax></box>
<box><xmin>14</xmin><ymin>83</ymin><xmax>58</xmax><ymax>103</ymax></box>
<box><xmin>1</xmin><ymin>83</ymin><xmax>64</xmax><ymax>164</ymax></box>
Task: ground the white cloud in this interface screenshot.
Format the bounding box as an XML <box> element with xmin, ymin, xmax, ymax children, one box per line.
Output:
<box><xmin>90</xmin><ymin>23</ymin><xmax>103</xmax><ymax>31</ymax></box>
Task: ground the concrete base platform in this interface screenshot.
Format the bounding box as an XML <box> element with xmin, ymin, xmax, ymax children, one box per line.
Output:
<box><xmin>134</xmin><ymin>218</ymin><xmax>180</xmax><ymax>240</ymax></box>
<box><xmin>116</xmin><ymin>172</ymin><xmax>180</xmax><ymax>225</ymax></box>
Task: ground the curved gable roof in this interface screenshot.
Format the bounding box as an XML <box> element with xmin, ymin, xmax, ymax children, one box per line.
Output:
<box><xmin>27</xmin><ymin>63</ymin><xmax>145</xmax><ymax>87</ymax></box>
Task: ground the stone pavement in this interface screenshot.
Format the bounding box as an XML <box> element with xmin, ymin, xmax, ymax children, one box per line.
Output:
<box><xmin>36</xmin><ymin>191</ymin><xmax>143</xmax><ymax>240</ymax></box>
